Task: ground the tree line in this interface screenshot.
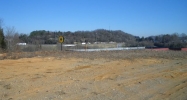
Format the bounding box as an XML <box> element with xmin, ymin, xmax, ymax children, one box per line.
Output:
<box><xmin>25</xmin><ymin>29</ymin><xmax>135</xmax><ymax>44</ymax></box>
<box><xmin>13</xmin><ymin>30</ymin><xmax>187</xmax><ymax>48</ymax></box>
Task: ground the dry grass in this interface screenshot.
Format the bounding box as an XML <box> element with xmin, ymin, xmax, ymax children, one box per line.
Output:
<box><xmin>0</xmin><ymin>50</ymin><xmax>187</xmax><ymax>60</ymax></box>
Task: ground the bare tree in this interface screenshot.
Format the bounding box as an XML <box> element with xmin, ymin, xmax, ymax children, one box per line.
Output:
<box><xmin>5</xmin><ymin>26</ymin><xmax>20</xmax><ymax>51</ymax></box>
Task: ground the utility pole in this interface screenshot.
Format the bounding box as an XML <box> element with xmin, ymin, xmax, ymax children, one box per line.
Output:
<box><xmin>95</xmin><ymin>32</ymin><xmax>97</xmax><ymax>43</ymax></box>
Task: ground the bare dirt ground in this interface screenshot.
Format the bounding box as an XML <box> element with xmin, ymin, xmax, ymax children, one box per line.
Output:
<box><xmin>0</xmin><ymin>50</ymin><xmax>187</xmax><ymax>100</ymax></box>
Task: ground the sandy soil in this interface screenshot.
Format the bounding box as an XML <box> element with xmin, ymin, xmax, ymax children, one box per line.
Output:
<box><xmin>0</xmin><ymin>53</ymin><xmax>187</xmax><ymax>100</ymax></box>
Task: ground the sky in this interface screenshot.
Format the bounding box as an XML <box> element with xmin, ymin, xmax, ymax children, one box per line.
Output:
<box><xmin>0</xmin><ymin>0</ymin><xmax>187</xmax><ymax>37</ymax></box>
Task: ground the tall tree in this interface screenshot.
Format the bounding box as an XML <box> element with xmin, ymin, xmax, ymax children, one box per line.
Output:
<box><xmin>0</xmin><ymin>28</ymin><xmax>6</xmax><ymax>50</ymax></box>
<box><xmin>5</xmin><ymin>26</ymin><xmax>20</xmax><ymax>51</ymax></box>
<box><xmin>0</xmin><ymin>19</ymin><xmax>6</xmax><ymax>50</ymax></box>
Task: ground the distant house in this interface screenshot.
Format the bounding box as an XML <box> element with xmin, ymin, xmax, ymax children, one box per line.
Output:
<box><xmin>82</xmin><ymin>42</ymin><xmax>86</xmax><ymax>45</ymax></box>
<box><xmin>16</xmin><ymin>43</ymin><xmax>27</xmax><ymax>45</ymax></box>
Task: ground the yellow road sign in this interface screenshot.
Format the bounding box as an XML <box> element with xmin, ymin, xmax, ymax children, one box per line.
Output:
<box><xmin>59</xmin><ymin>36</ymin><xmax>64</xmax><ymax>43</ymax></box>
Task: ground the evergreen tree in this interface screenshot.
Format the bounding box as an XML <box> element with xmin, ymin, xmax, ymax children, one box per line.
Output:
<box><xmin>0</xmin><ymin>28</ymin><xmax>6</xmax><ymax>50</ymax></box>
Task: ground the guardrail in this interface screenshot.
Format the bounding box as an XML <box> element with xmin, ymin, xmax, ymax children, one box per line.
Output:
<box><xmin>70</xmin><ymin>47</ymin><xmax>145</xmax><ymax>52</ymax></box>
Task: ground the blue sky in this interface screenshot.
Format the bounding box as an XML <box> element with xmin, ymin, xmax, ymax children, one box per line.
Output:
<box><xmin>0</xmin><ymin>0</ymin><xmax>187</xmax><ymax>37</ymax></box>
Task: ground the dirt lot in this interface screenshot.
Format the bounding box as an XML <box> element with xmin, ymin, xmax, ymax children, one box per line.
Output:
<box><xmin>0</xmin><ymin>50</ymin><xmax>187</xmax><ymax>100</ymax></box>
